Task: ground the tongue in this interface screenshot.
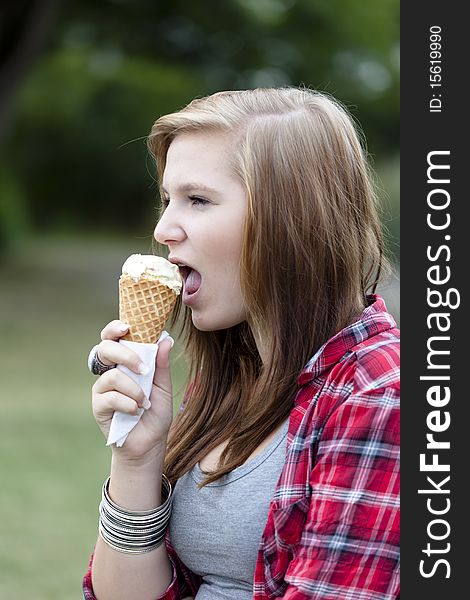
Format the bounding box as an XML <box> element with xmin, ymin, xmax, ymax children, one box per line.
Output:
<box><xmin>185</xmin><ymin>269</ymin><xmax>202</xmax><ymax>295</ymax></box>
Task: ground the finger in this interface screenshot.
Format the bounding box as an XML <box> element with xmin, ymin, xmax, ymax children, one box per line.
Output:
<box><xmin>93</xmin><ymin>369</ymin><xmax>146</xmax><ymax>405</ymax></box>
<box><xmin>152</xmin><ymin>339</ymin><xmax>173</xmax><ymax>393</ymax></box>
<box><xmin>96</xmin><ymin>339</ymin><xmax>146</xmax><ymax>374</ymax></box>
<box><xmin>93</xmin><ymin>390</ymin><xmax>140</xmax><ymax>417</ymax></box>
<box><xmin>100</xmin><ymin>320</ymin><xmax>130</xmax><ymax>342</ymax></box>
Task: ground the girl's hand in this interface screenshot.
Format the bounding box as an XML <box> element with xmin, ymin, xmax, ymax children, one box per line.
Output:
<box><xmin>91</xmin><ymin>320</ymin><xmax>174</xmax><ymax>463</ymax></box>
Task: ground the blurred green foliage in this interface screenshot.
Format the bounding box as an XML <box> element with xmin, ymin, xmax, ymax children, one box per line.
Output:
<box><xmin>1</xmin><ymin>0</ymin><xmax>399</xmax><ymax>256</ymax></box>
<box><xmin>0</xmin><ymin>166</ymin><xmax>30</xmax><ymax>254</ymax></box>
<box><xmin>9</xmin><ymin>50</ymin><xmax>200</xmax><ymax>232</ymax></box>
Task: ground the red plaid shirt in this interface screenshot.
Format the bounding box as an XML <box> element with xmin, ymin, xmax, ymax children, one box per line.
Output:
<box><xmin>84</xmin><ymin>294</ymin><xmax>400</xmax><ymax>599</ymax></box>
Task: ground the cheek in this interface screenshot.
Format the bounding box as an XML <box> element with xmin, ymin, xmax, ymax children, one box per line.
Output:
<box><xmin>202</xmin><ymin>232</ymin><xmax>243</xmax><ymax>303</ymax></box>
<box><xmin>204</xmin><ymin>218</ymin><xmax>244</xmax><ymax>263</ymax></box>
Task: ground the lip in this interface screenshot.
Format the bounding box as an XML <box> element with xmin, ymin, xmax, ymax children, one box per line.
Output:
<box><xmin>182</xmin><ymin>284</ymin><xmax>201</xmax><ymax>306</ymax></box>
<box><xmin>168</xmin><ymin>256</ymin><xmax>196</xmax><ymax>271</ymax></box>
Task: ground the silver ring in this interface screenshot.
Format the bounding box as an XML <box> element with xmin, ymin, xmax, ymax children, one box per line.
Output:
<box><xmin>88</xmin><ymin>344</ymin><xmax>116</xmax><ymax>376</ymax></box>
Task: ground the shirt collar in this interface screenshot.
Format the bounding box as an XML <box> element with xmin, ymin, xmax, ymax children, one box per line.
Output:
<box><xmin>296</xmin><ymin>294</ymin><xmax>397</xmax><ymax>390</ymax></box>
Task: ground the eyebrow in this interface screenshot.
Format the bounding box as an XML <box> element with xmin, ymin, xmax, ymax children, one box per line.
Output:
<box><xmin>160</xmin><ymin>183</ymin><xmax>221</xmax><ymax>196</ymax></box>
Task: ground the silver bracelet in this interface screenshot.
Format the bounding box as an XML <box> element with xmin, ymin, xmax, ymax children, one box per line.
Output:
<box><xmin>98</xmin><ymin>474</ymin><xmax>173</xmax><ymax>554</ymax></box>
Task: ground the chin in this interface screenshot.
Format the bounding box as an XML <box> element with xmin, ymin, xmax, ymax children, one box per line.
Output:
<box><xmin>191</xmin><ymin>311</ymin><xmax>246</xmax><ymax>332</ymax></box>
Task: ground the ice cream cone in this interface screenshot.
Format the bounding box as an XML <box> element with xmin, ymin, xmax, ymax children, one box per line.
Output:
<box><xmin>119</xmin><ymin>274</ymin><xmax>178</xmax><ymax>344</ymax></box>
<box><xmin>118</xmin><ymin>254</ymin><xmax>182</xmax><ymax>344</ymax></box>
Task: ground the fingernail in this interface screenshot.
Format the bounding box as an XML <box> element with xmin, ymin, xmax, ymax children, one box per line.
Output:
<box><xmin>119</xmin><ymin>323</ymin><xmax>129</xmax><ymax>332</ymax></box>
<box><xmin>138</xmin><ymin>362</ymin><xmax>149</xmax><ymax>375</ymax></box>
<box><xmin>167</xmin><ymin>336</ymin><xmax>175</xmax><ymax>348</ymax></box>
<box><xmin>143</xmin><ymin>399</ymin><xmax>151</xmax><ymax>410</ymax></box>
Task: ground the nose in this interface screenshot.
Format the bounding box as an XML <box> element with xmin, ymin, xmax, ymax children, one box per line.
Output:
<box><xmin>153</xmin><ymin>205</ymin><xmax>186</xmax><ymax>246</ymax></box>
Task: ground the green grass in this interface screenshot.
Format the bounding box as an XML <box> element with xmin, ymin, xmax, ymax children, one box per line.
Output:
<box><xmin>0</xmin><ymin>232</ymin><xmax>399</xmax><ymax>598</ymax></box>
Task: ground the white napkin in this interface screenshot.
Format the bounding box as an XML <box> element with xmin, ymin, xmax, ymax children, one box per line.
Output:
<box><xmin>106</xmin><ymin>330</ymin><xmax>173</xmax><ymax>447</ymax></box>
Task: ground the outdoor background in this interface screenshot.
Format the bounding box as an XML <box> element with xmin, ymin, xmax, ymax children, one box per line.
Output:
<box><xmin>0</xmin><ymin>1</ymin><xmax>399</xmax><ymax>598</ymax></box>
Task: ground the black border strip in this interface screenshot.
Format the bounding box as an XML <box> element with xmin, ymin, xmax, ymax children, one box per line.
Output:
<box><xmin>401</xmin><ymin>3</ymin><xmax>466</xmax><ymax>597</ymax></box>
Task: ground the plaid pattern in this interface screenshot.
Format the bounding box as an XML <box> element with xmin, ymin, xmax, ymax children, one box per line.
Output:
<box><xmin>83</xmin><ymin>295</ymin><xmax>400</xmax><ymax>599</ymax></box>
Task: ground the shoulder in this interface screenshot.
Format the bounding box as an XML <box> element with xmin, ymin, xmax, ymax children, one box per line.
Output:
<box><xmin>350</xmin><ymin>326</ymin><xmax>400</xmax><ymax>396</ymax></box>
<box><xmin>294</xmin><ymin>326</ymin><xmax>400</xmax><ymax>430</ymax></box>
<box><xmin>321</xmin><ymin>328</ymin><xmax>400</xmax><ymax>441</ymax></box>
<box><xmin>321</xmin><ymin>326</ymin><xmax>400</xmax><ymax>400</ymax></box>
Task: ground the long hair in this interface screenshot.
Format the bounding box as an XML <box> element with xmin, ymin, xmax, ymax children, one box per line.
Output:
<box><xmin>147</xmin><ymin>86</ymin><xmax>389</xmax><ymax>486</ymax></box>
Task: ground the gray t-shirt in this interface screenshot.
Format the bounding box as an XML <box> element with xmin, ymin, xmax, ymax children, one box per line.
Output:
<box><xmin>169</xmin><ymin>419</ymin><xmax>289</xmax><ymax>600</ymax></box>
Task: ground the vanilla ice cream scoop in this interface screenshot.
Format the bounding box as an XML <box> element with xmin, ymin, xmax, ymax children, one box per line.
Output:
<box><xmin>121</xmin><ymin>254</ymin><xmax>182</xmax><ymax>293</ymax></box>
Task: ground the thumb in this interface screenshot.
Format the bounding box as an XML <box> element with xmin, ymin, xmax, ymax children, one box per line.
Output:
<box><xmin>152</xmin><ymin>338</ymin><xmax>174</xmax><ymax>392</ymax></box>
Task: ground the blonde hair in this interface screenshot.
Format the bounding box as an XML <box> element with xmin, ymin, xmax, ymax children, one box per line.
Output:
<box><xmin>148</xmin><ymin>87</ymin><xmax>389</xmax><ymax>485</ymax></box>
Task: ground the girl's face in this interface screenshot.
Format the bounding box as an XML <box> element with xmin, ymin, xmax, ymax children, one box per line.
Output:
<box><xmin>154</xmin><ymin>131</ymin><xmax>248</xmax><ymax>331</ymax></box>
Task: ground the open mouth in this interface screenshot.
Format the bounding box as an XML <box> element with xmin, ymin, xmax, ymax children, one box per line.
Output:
<box><xmin>178</xmin><ymin>265</ymin><xmax>192</xmax><ymax>282</ymax></box>
<box><xmin>178</xmin><ymin>265</ymin><xmax>202</xmax><ymax>297</ymax></box>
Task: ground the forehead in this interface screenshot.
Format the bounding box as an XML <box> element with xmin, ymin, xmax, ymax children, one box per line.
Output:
<box><xmin>163</xmin><ymin>131</ymin><xmax>235</xmax><ymax>190</ymax></box>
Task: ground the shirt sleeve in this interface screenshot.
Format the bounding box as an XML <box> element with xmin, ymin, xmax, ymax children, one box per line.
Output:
<box><xmin>82</xmin><ymin>551</ymin><xmax>96</xmax><ymax>600</ymax></box>
<box><xmin>282</xmin><ymin>386</ymin><xmax>400</xmax><ymax>600</ymax></box>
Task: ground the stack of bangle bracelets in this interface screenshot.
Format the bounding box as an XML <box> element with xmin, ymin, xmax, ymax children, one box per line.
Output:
<box><xmin>99</xmin><ymin>474</ymin><xmax>173</xmax><ymax>554</ymax></box>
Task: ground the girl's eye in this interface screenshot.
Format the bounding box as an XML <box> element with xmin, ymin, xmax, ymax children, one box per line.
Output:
<box><xmin>160</xmin><ymin>195</ymin><xmax>209</xmax><ymax>209</ymax></box>
<box><xmin>189</xmin><ymin>196</ymin><xmax>209</xmax><ymax>207</ymax></box>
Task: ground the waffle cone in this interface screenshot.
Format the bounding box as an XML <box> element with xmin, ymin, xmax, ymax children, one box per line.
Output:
<box><xmin>119</xmin><ymin>274</ymin><xmax>178</xmax><ymax>344</ymax></box>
